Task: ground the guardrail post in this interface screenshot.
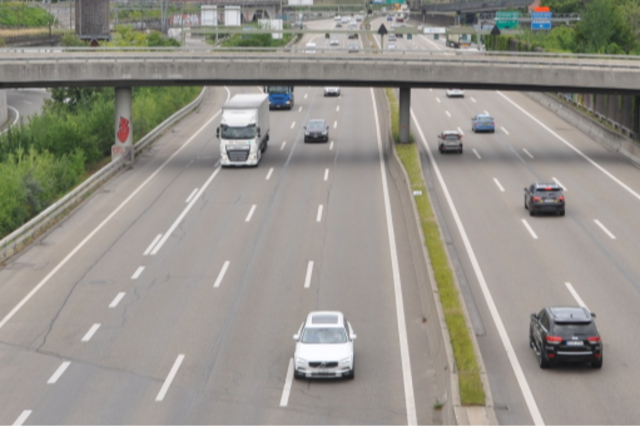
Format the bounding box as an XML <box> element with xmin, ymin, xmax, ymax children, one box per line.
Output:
<box><xmin>112</xmin><ymin>87</ymin><xmax>134</xmax><ymax>166</ymax></box>
<box><xmin>399</xmin><ymin>86</ymin><xmax>411</xmax><ymax>143</ymax></box>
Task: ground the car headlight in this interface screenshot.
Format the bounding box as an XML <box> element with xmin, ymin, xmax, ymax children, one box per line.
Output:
<box><xmin>322</xmin><ymin>131</ymin><xmax>327</xmax><ymax>135</ymax></box>
<box><xmin>296</xmin><ymin>357</ymin><xmax>307</xmax><ymax>366</ymax></box>
<box><xmin>339</xmin><ymin>356</ymin><xmax>352</xmax><ymax>365</ymax></box>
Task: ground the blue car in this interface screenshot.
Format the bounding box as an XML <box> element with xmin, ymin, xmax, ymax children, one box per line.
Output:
<box><xmin>471</xmin><ymin>114</ymin><xmax>495</xmax><ymax>133</ymax></box>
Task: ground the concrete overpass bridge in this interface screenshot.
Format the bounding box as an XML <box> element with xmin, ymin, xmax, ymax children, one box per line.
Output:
<box><xmin>1</xmin><ymin>48</ymin><xmax>639</xmax><ymax>159</ymax></box>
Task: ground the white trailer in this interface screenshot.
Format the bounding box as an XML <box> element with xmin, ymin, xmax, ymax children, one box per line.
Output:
<box><xmin>217</xmin><ymin>94</ymin><xmax>270</xmax><ymax>167</ymax></box>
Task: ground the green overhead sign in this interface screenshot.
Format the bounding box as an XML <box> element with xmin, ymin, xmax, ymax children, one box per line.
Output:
<box><xmin>495</xmin><ymin>11</ymin><xmax>520</xmax><ymax>29</ymax></box>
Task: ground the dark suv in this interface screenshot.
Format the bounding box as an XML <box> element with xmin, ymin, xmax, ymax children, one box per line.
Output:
<box><xmin>529</xmin><ymin>306</ymin><xmax>603</xmax><ymax>369</ymax></box>
<box><xmin>524</xmin><ymin>182</ymin><xmax>565</xmax><ymax>216</ymax></box>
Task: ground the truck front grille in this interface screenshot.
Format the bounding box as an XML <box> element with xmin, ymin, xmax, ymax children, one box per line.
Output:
<box><xmin>227</xmin><ymin>148</ymin><xmax>250</xmax><ymax>162</ymax></box>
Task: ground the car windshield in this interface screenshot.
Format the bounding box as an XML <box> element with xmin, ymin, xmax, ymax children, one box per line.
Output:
<box><xmin>477</xmin><ymin>116</ymin><xmax>493</xmax><ymax>121</ymax></box>
<box><xmin>301</xmin><ymin>327</ymin><xmax>348</xmax><ymax>344</ymax></box>
<box><xmin>307</xmin><ymin>121</ymin><xmax>325</xmax><ymax>130</ymax></box>
<box><xmin>444</xmin><ymin>134</ymin><xmax>459</xmax><ymax>140</ymax></box>
<box><xmin>266</xmin><ymin>86</ymin><xmax>290</xmax><ymax>94</ymax></box>
<box><xmin>220</xmin><ymin>124</ymin><xmax>256</xmax><ymax>139</ymax></box>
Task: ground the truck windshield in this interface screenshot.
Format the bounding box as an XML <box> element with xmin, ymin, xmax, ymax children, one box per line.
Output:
<box><xmin>266</xmin><ymin>86</ymin><xmax>291</xmax><ymax>94</ymax></box>
<box><xmin>220</xmin><ymin>124</ymin><xmax>256</xmax><ymax>139</ymax></box>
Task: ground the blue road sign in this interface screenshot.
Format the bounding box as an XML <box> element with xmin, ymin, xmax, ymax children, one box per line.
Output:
<box><xmin>531</xmin><ymin>12</ymin><xmax>552</xmax><ymax>30</ymax></box>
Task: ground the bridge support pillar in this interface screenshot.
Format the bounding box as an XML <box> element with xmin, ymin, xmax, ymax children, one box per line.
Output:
<box><xmin>112</xmin><ymin>87</ymin><xmax>133</xmax><ymax>166</ymax></box>
<box><xmin>0</xmin><ymin>90</ymin><xmax>7</xmax><ymax>129</ymax></box>
<box><xmin>399</xmin><ymin>87</ymin><xmax>411</xmax><ymax>143</ymax></box>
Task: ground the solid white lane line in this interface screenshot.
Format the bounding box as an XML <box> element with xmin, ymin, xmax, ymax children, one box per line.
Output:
<box><xmin>324</xmin><ymin>168</ymin><xmax>329</xmax><ymax>181</ymax></box>
<box><xmin>333</xmin><ymin>120</ymin><xmax>337</xmax><ymax>129</ymax></box>
<box><xmin>109</xmin><ymin>292</ymin><xmax>126</xmax><ymax>308</ymax></box>
<box><xmin>329</xmin><ymin>141</ymin><xmax>334</xmax><ymax>150</ymax></box>
<box><xmin>457</xmin><ymin>127</ymin><xmax>464</xmax><ymax>135</ymax></box>
<box><xmin>290</xmin><ymin>121</ymin><xmax>296</xmax><ymax>129</ymax></box>
<box><xmin>445</xmin><ymin>110</ymin><xmax>451</xmax><ymax>118</ymax></box>
<box><xmin>498</xmin><ymin>91</ymin><xmax>640</xmax><ymax>202</ymax></box>
<box><xmin>411</xmin><ymin>107</ymin><xmax>544</xmax><ymax>425</ymax></box>
<box><xmin>521</xmin><ymin>219</ymin><xmax>539</xmax><ymax>239</ymax></box>
<box><xmin>304</xmin><ymin>261</ymin><xmax>314</xmax><ymax>289</ymax></box>
<box><xmin>316</xmin><ymin>205</ymin><xmax>323</xmax><ymax>222</ymax></box>
<box><xmin>81</xmin><ymin>323</ymin><xmax>101</xmax><ymax>342</ymax></box>
<box><xmin>150</xmin><ymin>168</ymin><xmax>221</xmax><ymax>255</ymax></box>
<box><xmin>336</xmin><ymin>105</ymin><xmax>340</xmax><ymax>112</ymax></box>
<box><xmin>280</xmin><ymin>358</ymin><xmax>294</xmax><ymax>407</ymax></box>
<box><xmin>266</xmin><ymin>168</ymin><xmax>274</xmax><ymax>180</ymax></box>
<box><xmin>156</xmin><ymin>354</ymin><xmax>185</xmax><ymax>402</ymax></box>
<box><xmin>13</xmin><ymin>410</ymin><xmax>31</xmax><ymax>426</ymax></box>
<box><xmin>144</xmin><ymin>234</ymin><xmax>162</xmax><ymax>256</ymax></box>
<box><xmin>565</xmin><ymin>282</ymin><xmax>589</xmax><ymax>310</ymax></box>
<box><xmin>298</xmin><ymin>106</ymin><xmax>302</xmax><ymax>112</ymax></box>
<box><xmin>47</xmin><ymin>361</ymin><xmax>71</xmax><ymax>384</ymax></box>
<box><xmin>378</xmin><ymin>90</ymin><xmax>417</xmax><ymax>425</ymax></box>
<box><xmin>280</xmin><ymin>141</ymin><xmax>286</xmax><ymax>150</ymax></box>
<box><xmin>493</xmin><ymin>178</ymin><xmax>505</xmax><ymax>192</ymax></box>
<box><xmin>594</xmin><ymin>220</ymin><xmax>616</xmax><ymax>239</ymax></box>
<box><xmin>471</xmin><ymin>97</ymin><xmax>477</xmax><ymax>103</ymax></box>
<box><xmin>552</xmin><ymin>177</ymin><xmax>567</xmax><ymax>191</ymax></box>
<box><xmin>0</xmin><ymin>90</ymin><xmax>230</xmax><ymax>331</ymax></box>
<box><xmin>522</xmin><ymin>148</ymin><xmax>534</xmax><ymax>159</ymax></box>
<box><xmin>185</xmin><ymin>188</ymin><xmax>198</xmax><ymax>204</ymax></box>
<box><xmin>213</xmin><ymin>261</ymin><xmax>230</xmax><ymax>288</ymax></box>
<box><xmin>472</xmin><ymin>149</ymin><xmax>481</xmax><ymax>159</ymax></box>
<box><xmin>501</xmin><ymin>126</ymin><xmax>510</xmax><ymax>135</ymax></box>
<box><xmin>245</xmin><ymin>204</ymin><xmax>257</xmax><ymax>222</ymax></box>
<box><xmin>435</xmin><ymin>97</ymin><xmax>441</xmax><ymax>103</ymax></box>
<box><xmin>131</xmin><ymin>266</ymin><xmax>145</xmax><ymax>280</ymax></box>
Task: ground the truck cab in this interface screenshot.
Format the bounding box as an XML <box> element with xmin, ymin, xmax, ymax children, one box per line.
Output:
<box><xmin>264</xmin><ymin>86</ymin><xmax>294</xmax><ymax>110</ymax></box>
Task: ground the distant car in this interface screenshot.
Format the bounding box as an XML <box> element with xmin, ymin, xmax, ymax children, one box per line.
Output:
<box><xmin>341</xmin><ymin>16</ymin><xmax>350</xmax><ymax>23</ymax></box>
<box><xmin>388</xmin><ymin>33</ymin><xmax>396</xmax><ymax>42</ymax></box>
<box><xmin>387</xmin><ymin>15</ymin><xmax>393</xmax><ymax>21</ymax></box>
<box><xmin>348</xmin><ymin>33</ymin><xmax>358</xmax><ymax>39</ymax></box>
<box><xmin>471</xmin><ymin>113</ymin><xmax>495</xmax><ymax>133</ymax></box>
<box><xmin>293</xmin><ymin>311</ymin><xmax>356</xmax><ymax>379</ymax></box>
<box><xmin>446</xmin><ymin>88</ymin><xmax>465</xmax><ymax>98</ymax></box>
<box><xmin>330</xmin><ymin>38</ymin><xmax>340</xmax><ymax>46</ymax></box>
<box><xmin>388</xmin><ymin>42</ymin><xmax>396</xmax><ymax>50</ymax></box>
<box><xmin>292</xmin><ymin>21</ymin><xmax>305</xmax><ymax>29</ymax></box>
<box><xmin>524</xmin><ymin>182</ymin><xmax>565</xmax><ymax>216</ymax></box>
<box><xmin>334</xmin><ymin>15</ymin><xmax>342</xmax><ymax>21</ymax></box>
<box><xmin>304</xmin><ymin>42</ymin><xmax>317</xmax><ymax>54</ymax></box>
<box><xmin>530</xmin><ymin>306</ymin><xmax>602</xmax><ymax>369</ymax></box>
<box><xmin>437</xmin><ymin>130</ymin><xmax>463</xmax><ymax>154</ymax></box>
<box><xmin>304</xmin><ymin>119</ymin><xmax>330</xmax><ymax>142</ymax></box>
<box><xmin>324</xmin><ymin>87</ymin><xmax>341</xmax><ymax>97</ymax></box>
<box><xmin>348</xmin><ymin>43</ymin><xmax>359</xmax><ymax>52</ymax></box>
<box><xmin>335</xmin><ymin>22</ymin><xmax>343</xmax><ymax>28</ymax></box>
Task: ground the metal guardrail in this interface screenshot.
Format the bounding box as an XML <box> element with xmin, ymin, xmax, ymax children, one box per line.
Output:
<box><xmin>0</xmin><ymin>86</ymin><xmax>207</xmax><ymax>264</ymax></box>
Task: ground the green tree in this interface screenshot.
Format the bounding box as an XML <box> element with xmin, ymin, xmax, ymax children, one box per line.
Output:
<box><xmin>574</xmin><ymin>0</ymin><xmax>637</xmax><ymax>53</ymax></box>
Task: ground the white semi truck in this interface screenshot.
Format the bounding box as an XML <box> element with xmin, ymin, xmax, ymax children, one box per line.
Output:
<box><xmin>216</xmin><ymin>94</ymin><xmax>270</xmax><ymax>167</ymax></box>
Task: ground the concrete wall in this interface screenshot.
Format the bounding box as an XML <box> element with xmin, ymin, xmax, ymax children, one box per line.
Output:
<box><xmin>527</xmin><ymin>92</ymin><xmax>640</xmax><ymax>166</ymax></box>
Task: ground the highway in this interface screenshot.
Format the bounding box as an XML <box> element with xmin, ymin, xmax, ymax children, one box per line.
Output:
<box><xmin>0</xmin><ymin>29</ymin><xmax>439</xmax><ymax>423</ymax></box>
<box><xmin>380</xmin><ymin>15</ymin><xmax>640</xmax><ymax>425</ymax></box>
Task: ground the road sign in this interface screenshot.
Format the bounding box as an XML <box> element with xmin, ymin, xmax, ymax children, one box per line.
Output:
<box><xmin>423</xmin><ymin>27</ymin><xmax>446</xmax><ymax>34</ymax></box>
<box><xmin>531</xmin><ymin>12</ymin><xmax>552</xmax><ymax>30</ymax></box>
<box><xmin>496</xmin><ymin>11</ymin><xmax>520</xmax><ymax>29</ymax></box>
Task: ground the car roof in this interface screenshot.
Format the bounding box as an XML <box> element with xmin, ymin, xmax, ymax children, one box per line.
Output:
<box><xmin>533</xmin><ymin>182</ymin><xmax>561</xmax><ymax>189</ymax></box>
<box><xmin>475</xmin><ymin>113</ymin><xmax>492</xmax><ymax>118</ymax></box>
<box><xmin>306</xmin><ymin>311</ymin><xmax>344</xmax><ymax>326</ymax></box>
<box><xmin>547</xmin><ymin>306</ymin><xmax>593</xmax><ymax>323</ymax></box>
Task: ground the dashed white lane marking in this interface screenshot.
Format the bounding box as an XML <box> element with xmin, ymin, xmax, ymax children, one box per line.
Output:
<box><xmin>329</xmin><ymin>141</ymin><xmax>334</xmax><ymax>150</ymax></box>
<box><xmin>279</xmin><ymin>358</ymin><xmax>294</xmax><ymax>407</ymax></box>
<box><xmin>131</xmin><ymin>266</ymin><xmax>145</xmax><ymax>280</ymax></box>
<box><xmin>155</xmin><ymin>354</ymin><xmax>185</xmax><ymax>402</ymax></box>
<box><xmin>266</xmin><ymin>168</ymin><xmax>274</xmax><ymax>180</ymax></box>
<box><xmin>290</xmin><ymin>121</ymin><xmax>296</xmax><ymax>129</ymax></box>
<box><xmin>336</xmin><ymin>105</ymin><xmax>340</xmax><ymax>112</ymax></box>
<box><xmin>109</xmin><ymin>292</ymin><xmax>126</xmax><ymax>308</ymax></box>
<box><xmin>484</xmin><ymin>110</ymin><xmax>490</xmax><ymax>115</ymax></box>
<box><xmin>470</xmin><ymin>97</ymin><xmax>477</xmax><ymax>103</ymax></box>
<box><xmin>472</xmin><ymin>149</ymin><xmax>481</xmax><ymax>159</ymax></box>
<box><xmin>185</xmin><ymin>188</ymin><xmax>198</xmax><ymax>204</ymax></box>
<box><xmin>594</xmin><ymin>219</ymin><xmax>616</xmax><ymax>239</ymax></box>
<box><xmin>81</xmin><ymin>324</ymin><xmax>101</xmax><ymax>342</ymax></box>
<box><xmin>435</xmin><ymin>97</ymin><xmax>441</xmax><ymax>103</ymax></box>
<box><xmin>493</xmin><ymin>178</ymin><xmax>505</xmax><ymax>192</ymax></box>
<box><xmin>144</xmin><ymin>234</ymin><xmax>162</xmax><ymax>256</ymax></box>
<box><xmin>304</xmin><ymin>261</ymin><xmax>314</xmax><ymax>288</ymax></box>
<box><xmin>245</xmin><ymin>205</ymin><xmax>257</xmax><ymax>222</ymax></box>
<box><xmin>213</xmin><ymin>261</ymin><xmax>230</xmax><ymax>288</ymax></box>
<box><xmin>521</xmin><ymin>219</ymin><xmax>539</xmax><ymax>239</ymax></box>
<box><xmin>280</xmin><ymin>141</ymin><xmax>286</xmax><ymax>150</ymax></box>
<box><xmin>333</xmin><ymin>120</ymin><xmax>337</xmax><ymax>129</ymax></box>
<box><xmin>298</xmin><ymin>106</ymin><xmax>302</xmax><ymax>112</ymax></box>
<box><xmin>445</xmin><ymin>110</ymin><xmax>451</xmax><ymax>118</ymax></box>
<box><xmin>565</xmin><ymin>282</ymin><xmax>589</xmax><ymax>310</ymax></box>
<box><xmin>522</xmin><ymin>148</ymin><xmax>534</xmax><ymax>159</ymax></box>
<box><xmin>304</xmin><ymin>94</ymin><xmax>308</xmax><ymax>99</ymax></box>
<box><xmin>316</xmin><ymin>205</ymin><xmax>323</xmax><ymax>222</ymax></box>
<box><xmin>47</xmin><ymin>361</ymin><xmax>71</xmax><ymax>384</ymax></box>
<box><xmin>324</xmin><ymin>168</ymin><xmax>329</xmax><ymax>181</ymax></box>
<box><xmin>13</xmin><ymin>410</ymin><xmax>32</xmax><ymax>426</ymax></box>
<box><xmin>457</xmin><ymin>127</ymin><xmax>464</xmax><ymax>135</ymax></box>
<box><xmin>552</xmin><ymin>177</ymin><xmax>566</xmax><ymax>191</ymax></box>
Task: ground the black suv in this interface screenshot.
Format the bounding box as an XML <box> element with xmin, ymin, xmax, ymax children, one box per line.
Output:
<box><xmin>524</xmin><ymin>182</ymin><xmax>565</xmax><ymax>216</ymax></box>
<box><xmin>304</xmin><ymin>119</ymin><xmax>329</xmax><ymax>143</ymax></box>
<box><xmin>529</xmin><ymin>306</ymin><xmax>603</xmax><ymax>369</ymax></box>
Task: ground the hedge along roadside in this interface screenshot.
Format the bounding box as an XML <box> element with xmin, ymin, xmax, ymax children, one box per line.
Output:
<box><xmin>0</xmin><ymin>87</ymin><xmax>207</xmax><ymax>264</ymax></box>
<box><xmin>385</xmin><ymin>89</ymin><xmax>488</xmax><ymax>407</ymax></box>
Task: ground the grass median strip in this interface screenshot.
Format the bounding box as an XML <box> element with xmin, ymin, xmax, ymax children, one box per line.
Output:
<box><xmin>385</xmin><ymin>88</ymin><xmax>485</xmax><ymax>406</ymax></box>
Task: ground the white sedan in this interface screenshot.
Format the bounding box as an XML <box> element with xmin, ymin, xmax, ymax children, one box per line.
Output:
<box><xmin>293</xmin><ymin>311</ymin><xmax>356</xmax><ymax>379</ymax></box>
<box><xmin>446</xmin><ymin>88</ymin><xmax>465</xmax><ymax>97</ymax></box>
<box><xmin>324</xmin><ymin>87</ymin><xmax>341</xmax><ymax>97</ymax></box>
